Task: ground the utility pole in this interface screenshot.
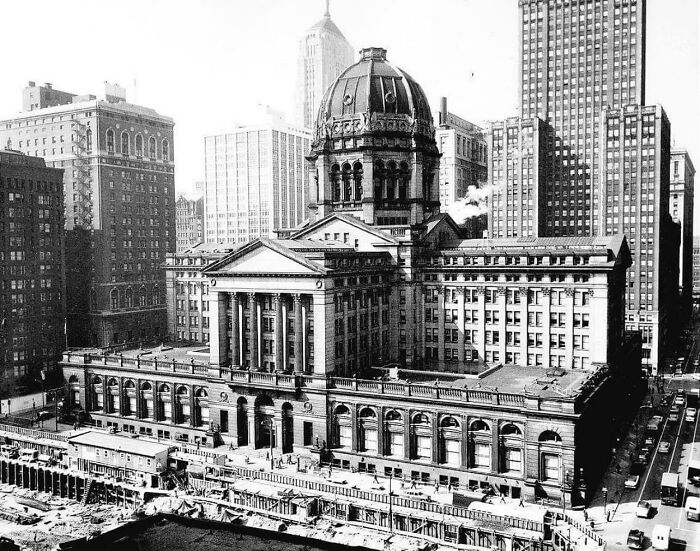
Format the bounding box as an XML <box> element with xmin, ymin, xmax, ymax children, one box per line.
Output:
<box><xmin>388</xmin><ymin>473</ymin><xmax>393</xmax><ymax>534</ymax></box>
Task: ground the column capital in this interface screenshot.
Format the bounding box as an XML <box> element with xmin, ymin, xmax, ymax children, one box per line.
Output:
<box><xmin>247</xmin><ymin>291</ymin><xmax>256</xmax><ymax>300</ymax></box>
<box><xmin>293</xmin><ymin>293</ymin><xmax>303</xmax><ymax>303</ymax></box>
<box><xmin>272</xmin><ymin>292</ymin><xmax>282</xmax><ymax>303</ymax></box>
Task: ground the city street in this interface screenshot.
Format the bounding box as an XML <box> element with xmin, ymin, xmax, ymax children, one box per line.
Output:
<box><xmin>583</xmin><ymin>322</ymin><xmax>700</xmax><ymax>551</ymax></box>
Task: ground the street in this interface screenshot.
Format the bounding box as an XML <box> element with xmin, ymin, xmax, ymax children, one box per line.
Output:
<box><xmin>583</xmin><ymin>322</ymin><xmax>700</xmax><ymax>551</ymax></box>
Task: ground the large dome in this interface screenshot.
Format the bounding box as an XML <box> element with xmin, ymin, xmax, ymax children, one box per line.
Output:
<box><xmin>314</xmin><ymin>47</ymin><xmax>434</xmax><ymax>142</ymax></box>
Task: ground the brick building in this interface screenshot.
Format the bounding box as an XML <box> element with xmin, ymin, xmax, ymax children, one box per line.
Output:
<box><xmin>175</xmin><ymin>195</ymin><xmax>204</xmax><ymax>253</ymax></box>
<box><xmin>0</xmin><ymin>150</ymin><xmax>65</xmax><ymax>395</ymax></box>
<box><xmin>0</xmin><ymin>82</ymin><xmax>175</xmax><ymax>348</ymax></box>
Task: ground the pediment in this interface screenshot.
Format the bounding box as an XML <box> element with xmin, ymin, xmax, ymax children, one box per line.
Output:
<box><xmin>208</xmin><ymin>243</ymin><xmax>323</xmax><ymax>275</ymax></box>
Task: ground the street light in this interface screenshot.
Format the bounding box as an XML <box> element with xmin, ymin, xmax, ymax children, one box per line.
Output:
<box><xmin>264</xmin><ymin>419</ymin><xmax>276</xmax><ymax>470</ymax></box>
<box><xmin>562</xmin><ymin>470</ymin><xmax>571</xmax><ymax>514</ymax></box>
<box><xmin>602</xmin><ymin>487</ymin><xmax>608</xmax><ymax>517</ymax></box>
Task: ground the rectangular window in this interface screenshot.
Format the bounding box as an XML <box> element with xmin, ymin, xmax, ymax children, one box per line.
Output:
<box><xmin>505</xmin><ymin>448</ymin><xmax>522</xmax><ymax>473</ymax></box>
<box><xmin>542</xmin><ymin>453</ymin><xmax>560</xmax><ymax>481</ymax></box>
<box><xmin>389</xmin><ymin>432</ymin><xmax>404</xmax><ymax>457</ymax></box>
<box><xmin>416</xmin><ymin>435</ymin><xmax>431</xmax><ymax>460</ymax></box>
<box><xmin>473</xmin><ymin>442</ymin><xmax>491</xmax><ymax>469</ymax></box>
<box><xmin>444</xmin><ymin>439</ymin><xmax>460</xmax><ymax>466</ymax></box>
<box><xmin>339</xmin><ymin>425</ymin><xmax>352</xmax><ymax>448</ymax></box>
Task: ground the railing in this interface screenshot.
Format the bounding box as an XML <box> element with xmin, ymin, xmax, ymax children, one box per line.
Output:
<box><xmin>0</xmin><ymin>423</ymin><xmax>69</xmax><ymax>443</ymax></box>
<box><xmin>62</xmin><ymin>352</ymin><xmax>209</xmax><ymax>376</ymax></box>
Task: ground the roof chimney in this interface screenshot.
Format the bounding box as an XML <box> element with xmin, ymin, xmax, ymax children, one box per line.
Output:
<box><xmin>440</xmin><ymin>97</ymin><xmax>448</xmax><ymax>126</ymax></box>
<box><xmin>44</xmin><ymin>83</ymin><xmax>52</xmax><ymax>89</ymax></box>
<box><xmin>27</xmin><ymin>81</ymin><xmax>36</xmax><ymax>87</ymax></box>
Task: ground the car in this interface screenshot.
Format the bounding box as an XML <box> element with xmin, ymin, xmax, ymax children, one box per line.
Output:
<box><xmin>644</xmin><ymin>435</ymin><xmax>656</xmax><ymax>447</ymax></box>
<box><xmin>674</xmin><ymin>368</ymin><xmax>684</xmax><ymax>376</ymax></box>
<box><xmin>638</xmin><ymin>448</ymin><xmax>651</xmax><ymax>465</ymax></box>
<box><xmin>636</xmin><ymin>500</ymin><xmax>653</xmax><ymax>518</ymax></box>
<box><xmin>669</xmin><ymin>411</ymin><xmax>680</xmax><ymax>422</ymax></box>
<box><xmin>674</xmin><ymin>394</ymin><xmax>686</xmax><ymax>407</ymax></box>
<box><xmin>686</xmin><ymin>408</ymin><xmax>697</xmax><ymax>422</ymax></box>
<box><xmin>627</xmin><ymin>529</ymin><xmax>645</xmax><ymax>550</ymax></box>
<box><xmin>658</xmin><ymin>441</ymin><xmax>671</xmax><ymax>454</ymax></box>
<box><xmin>625</xmin><ymin>475</ymin><xmax>640</xmax><ymax>489</ymax></box>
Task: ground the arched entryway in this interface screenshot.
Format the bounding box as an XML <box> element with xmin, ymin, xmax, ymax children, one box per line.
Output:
<box><xmin>281</xmin><ymin>402</ymin><xmax>294</xmax><ymax>454</ymax></box>
<box><xmin>254</xmin><ymin>394</ymin><xmax>275</xmax><ymax>449</ymax></box>
<box><xmin>236</xmin><ymin>397</ymin><xmax>248</xmax><ymax>447</ymax></box>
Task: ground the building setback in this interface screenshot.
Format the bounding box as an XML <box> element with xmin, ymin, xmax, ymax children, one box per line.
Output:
<box><xmin>599</xmin><ymin>104</ymin><xmax>675</xmax><ymax>373</ymax></box>
<box><xmin>204</xmin><ymin>110</ymin><xmax>311</xmax><ymax>245</ymax></box>
<box><xmin>519</xmin><ymin>0</ymin><xmax>646</xmax><ymax>237</ymax></box>
<box><xmin>296</xmin><ymin>2</ymin><xmax>355</xmax><ymax>130</ymax></box>
<box><xmin>175</xmin><ymin>195</ymin><xmax>204</xmax><ymax>253</ymax></box>
<box><xmin>0</xmin><ymin>82</ymin><xmax>175</xmax><ymax>348</ymax></box>
<box><xmin>669</xmin><ymin>150</ymin><xmax>695</xmax><ymax>317</ymax></box>
<box><xmin>0</xmin><ymin>150</ymin><xmax>65</xmax><ymax>395</ymax></box>
<box><xmin>164</xmin><ymin>242</ymin><xmax>236</xmax><ymax>343</ymax></box>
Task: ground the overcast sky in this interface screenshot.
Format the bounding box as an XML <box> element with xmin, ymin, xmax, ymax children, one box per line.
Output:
<box><xmin>1</xmin><ymin>0</ymin><xmax>698</xmax><ymax>222</ymax></box>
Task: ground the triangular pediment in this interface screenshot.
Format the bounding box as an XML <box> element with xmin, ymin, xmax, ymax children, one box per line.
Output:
<box><xmin>293</xmin><ymin>213</ymin><xmax>398</xmax><ymax>251</ymax></box>
<box><xmin>204</xmin><ymin>240</ymin><xmax>325</xmax><ymax>276</ymax></box>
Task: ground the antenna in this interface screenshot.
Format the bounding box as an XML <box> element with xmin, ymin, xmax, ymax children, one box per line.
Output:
<box><xmin>324</xmin><ymin>0</ymin><xmax>330</xmax><ymax>17</ymax></box>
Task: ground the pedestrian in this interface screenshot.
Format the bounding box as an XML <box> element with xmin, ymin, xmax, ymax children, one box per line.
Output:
<box><xmin>583</xmin><ymin>509</ymin><xmax>588</xmax><ymax>522</ymax></box>
<box><xmin>373</xmin><ymin>474</ymin><xmax>379</xmax><ymax>484</ymax></box>
<box><xmin>410</xmin><ymin>480</ymin><xmax>417</xmax><ymax>489</ymax></box>
<box><xmin>518</xmin><ymin>497</ymin><xmax>524</xmax><ymax>508</ymax></box>
<box><xmin>500</xmin><ymin>494</ymin><xmax>506</xmax><ymax>504</ymax></box>
<box><xmin>265</xmin><ymin>451</ymin><xmax>269</xmax><ymax>461</ymax></box>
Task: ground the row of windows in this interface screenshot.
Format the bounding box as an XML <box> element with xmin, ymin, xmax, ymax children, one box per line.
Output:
<box><xmin>105</xmin><ymin>129</ymin><xmax>170</xmax><ymax>161</ymax></box>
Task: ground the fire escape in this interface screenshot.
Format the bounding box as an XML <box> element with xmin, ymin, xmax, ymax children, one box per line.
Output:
<box><xmin>71</xmin><ymin>119</ymin><xmax>93</xmax><ymax>230</ymax></box>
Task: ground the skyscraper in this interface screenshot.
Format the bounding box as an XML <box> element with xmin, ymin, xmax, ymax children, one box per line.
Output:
<box><xmin>0</xmin><ymin>150</ymin><xmax>65</xmax><ymax>395</ymax></box>
<box><xmin>669</xmin><ymin>150</ymin><xmax>695</xmax><ymax>317</ymax></box>
<box><xmin>296</xmin><ymin>0</ymin><xmax>354</xmax><ymax>130</ymax></box>
<box><xmin>518</xmin><ymin>0</ymin><xmax>646</xmax><ymax>236</ymax></box>
<box><xmin>203</xmin><ymin>108</ymin><xmax>311</xmax><ymax>244</ymax></box>
<box><xmin>0</xmin><ymin>82</ymin><xmax>175</xmax><ymax>348</ymax></box>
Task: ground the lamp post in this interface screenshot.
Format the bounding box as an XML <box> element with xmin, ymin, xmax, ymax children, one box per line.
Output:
<box><xmin>602</xmin><ymin>487</ymin><xmax>608</xmax><ymax>517</ymax></box>
<box><xmin>562</xmin><ymin>470</ymin><xmax>571</xmax><ymax>514</ymax></box>
<box><xmin>265</xmin><ymin>418</ymin><xmax>275</xmax><ymax>470</ymax></box>
<box><xmin>388</xmin><ymin>472</ymin><xmax>393</xmax><ymax>534</ymax></box>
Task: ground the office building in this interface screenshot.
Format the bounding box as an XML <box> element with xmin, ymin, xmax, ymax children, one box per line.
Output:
<box><xmin>296</xmin><ymin>1</ymin><xmax>355</xmax><ymax>130</ymax></box>
<box><xmin>164</xmin><ymin>242</ymin><xmax>236</xmax><ymax>343</ymax></box>
<box><xmin>519</xmin><ymin>0</ymin><xmax>646</xmax><ymax>237</ymax></box>
<box><xmin>487</xmin><ymin>117</ymin><xmax>546</xmax><ymax>238</ymax></box>
<box><xmin>693</xmin><ymin>237</ymin><xmax>700</xmax><ymax>301</ymax></box>
<box><xmin>670</xmin><ymin>150</ymin><xmax>695</xmax><ymax>316</ymax></box>
<box><xmin>600</xmin><ymin>104</ymin><xmax>675</xmax><ymax>373</ymax></box>
<box><xmin>0</xmin><ymin>82</ymin><xmax>175</xmax><ymax>348</ymax></box>
<box><xmin>0</xmin><ymin>150</ymin><xmax>65</xmax><ymax>395</ymax></box>
<box><xmin>175</xmin><ymin>195</ymin><xmax>204</xmax><ymax>253</ymax></box>
<box><xmin>435</xmin><ymin>98</ymin><xmax>487</xmax><ymax>216</ymax></box>
<box><xmin>203</xmin><ymin>109</ymin><xmax>311</xmax><ymax>245</ymax></box>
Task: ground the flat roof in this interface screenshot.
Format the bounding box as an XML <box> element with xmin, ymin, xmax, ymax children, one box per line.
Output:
<box><xmin>68</xmin><ymin>430</ymin><xmax>171</xmax><ymax>457</ymax></box>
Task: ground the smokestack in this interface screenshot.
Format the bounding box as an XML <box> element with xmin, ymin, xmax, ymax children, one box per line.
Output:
<box><xmin>440</xmin><ymin>97</ymin><xmax>448</xmax><ymax>126</ymax></box>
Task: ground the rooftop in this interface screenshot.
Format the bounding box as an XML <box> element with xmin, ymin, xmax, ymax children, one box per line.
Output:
<box><xmin>68</xmin><ymin>430</ymin><xmax>172</xmax><ymax>457</ymax></box>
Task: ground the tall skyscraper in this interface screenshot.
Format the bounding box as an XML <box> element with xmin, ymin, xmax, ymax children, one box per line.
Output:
<box><xmin>203</xmin><ymin>108</ymin><xmax>311</xmax><ymax>245</ymax></box>
<box><xmin>670</xmin><ymin>149</ymin><xmax>695</xmax><ymax>316</ymax></box>
<box><xmin>296</xmin><ymin>0</ymin><xmax>354</xmax><ymax>130</ymax></box>
<box><xmin>434</xmin><ymin>98</ymin><xmax>488</xmax><ymax>214</ymax></box>
<box><xmin>519</xmin><ymin>0</ymin><xmax>646</xmax><ymax>236</ymax></box>
<box><xmin>0</xmin><ymin>82</ymin><xmax>175</xmax><ymax>348</ymax></box>
<box><xmin>0</xmin><ymin>150</ymin><xmax>65</xmax><ymax>395</ymax></box>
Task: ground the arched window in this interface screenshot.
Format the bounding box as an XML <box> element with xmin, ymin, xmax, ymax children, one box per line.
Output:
<box><xmin>385</xmin><ymin>410</ymin><xmax>404</xmax><ymax>457</ymax></box>
<box><xmin>152</xmin><ymin>285</ymin><xmax>160</xmax><ymax>305</ymax></box>
<box><xmin>374</xmin><ymin>160</ymin><xmax>385</xmax><ymax>200</ymax></box>
<box><xmin>342</xmin><ymin>163</ymin><xmax>352</xmax><ymax>202</ymax></box>
<box><xmin>106</xmin><ymin>129</ymin><xmax>115</xmax><ymax>153</ymax></box>
<box><xmin>135</xmin><ymin>134</ymin><xmax>143</xmax><ymax>157</ymax></box>
<box><xmin>176</xmin><ymin>385</ymin><xmax>190</xmax><ymax>424</ymax></box>
<box><xmin>121</xmin><ymin>132</ymin><xmax>130</xmax><ymax>155</ymax></box>
<box><xmin>162</xmin><ymin>139</ymin><xmax>170</xmax><ymax>161</ymax></box>
<box><xmin>139</xmin><ymin>286</ymin><xmax>147</xmax><ymax>307</ymax></box>
<box><xmin>386</xmin><ymin>161</ymin><xmax>397</xmax><ymax>199</ymax></box>
<box><xmin>411</xmin><ymin>413</ymin><xmax>431</xmax><ymax>461</ymax></box>
<box><xmin>500</xmin><ymin>423</ymin><xmax>523</xmax><ymax>473</ymax></box>
<box><xmin>123</xmin><ymin>379</ymin><xmax>136</xmax><ymax>416</ymax></box>
<box><xmin>539</xmin><ymin>430</ymin><xmax>562</xmax><ymax>443</ymax></box>
<box><xmin>85</xmin><ymin>128</ymin><xmax>93</xmax><ymax>153</ymax></box>
<box><xmin>140</xmin><ymin>382</ymin><xmax>153</xmax><ymax>418</ymax></box>
<box><xmin>195</xmin><ymin>388</ymin><xmax>209</xmax><ymax>426</ymax></box>
<box><xmin>353</xmin><ymin>162</ymin><xmax>363</xmax><ymax>200</ymax></box>
<box><xmin>110</xmin><ymin>289</ymin><xmax>119</xmax><ymax>310</ymax></box>
<box><xmin>469</xmin><ymin>419</ymin><xmax>492</xmax><ymax>470</ymax></box>
<box><xmin>158</xmin><ymin>383</ymin><xmax>171</xmax><ymax>421</ymax></box>
<box><xmin>358</xmin><ymin>407</ymin><xmax>377</xmax><ymax>453</ymax></box>
<box><xmin>149</xmin><ymin>136</ymin><xmax>157</xmax><ymax>159</ymax></box>
<box><xmin>398</xmin><ymin>161</ymin><xmax>410</xmax><ymax>200</ymax></box>
<box><xmin>334</xmin><ymin>405</ymin><xmax>352</xmax><ymax>448</ymax></box>
<box><xmin>501</xmin><ymin>423</ymin><xmax>523</xmax><ymax>437</ymax></box>
<box><xmin>440</xmin><ymin>416</ymin><xmax>461</xmax><ymax>466</ymax></box>
<box><xmin>330</xmin><ymin>164</ymin><xmax>341</xmax><ymax>202</ymax></box>
<box><xmin>124</xmin><ymin>288</ymin><xmax>133</xmax><ymax>308</ymax></box>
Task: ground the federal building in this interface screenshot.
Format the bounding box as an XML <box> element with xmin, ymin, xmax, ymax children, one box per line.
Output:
<box><xmin>62</xmin><ymin>48</ymin><xmax>641</xmax><ymax>505</ymax></box>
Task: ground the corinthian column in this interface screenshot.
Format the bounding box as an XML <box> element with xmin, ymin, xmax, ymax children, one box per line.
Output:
<box><xmin>293</xmin><ymin>294</ymin><xmax>303</xmax><ymax>374</ymax></box>
<box><xmin>248</xmin><ymin>292</ymin><xmax>258</xmax><ymax>371</ymax></box>
<box><xmin>274</xmin><ymin>293</ymin><xmax>284</xmax><ymax>372</ymax></box>
<box><xmin>231</xmin><ymin>293</ymin><xmax>240</xmax><ymax>367</ymax></box>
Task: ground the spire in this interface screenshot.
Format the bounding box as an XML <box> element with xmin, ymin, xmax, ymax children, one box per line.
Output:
<box><xmin>324</xmin><ymin>0</ymin><xmax>330</xmax><ymax>17</ymax></box>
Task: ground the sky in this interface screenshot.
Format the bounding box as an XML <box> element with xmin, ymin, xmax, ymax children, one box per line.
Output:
<box><xmin>1</xmin><ymin>0</ymin><xmax>698</xmax><ymax>223</ymax></box>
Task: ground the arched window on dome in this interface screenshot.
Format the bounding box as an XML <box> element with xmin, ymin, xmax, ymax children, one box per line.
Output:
<box><xmin>373</xmin><ymin>160</ymin><xmax>385</xmax><ymax>200</ymax></box>
<box><xmin>398</xmin><ymin>161</ymin><xmax>410</xmax><ymax>200</ymax></box>
<box><xmin>106</xmin><ymin>129</ymin><xmax>115</xmax><ymax>153</ymax></box>
<box><xmin>149</xmin><ymin>136</ymin><xmax>157</xmax><ymax>160</ymax></box>
<box><xmin>342</xmin><ymin>163</ymin><xmax>352</xmax><ymax>202</ymax></box>
<box><xmin>121</xmin><ymin>131</ymin><xmax>130</xmax><ymax>156</ymax></box>
<box><xmin>386</xmin><ymin>161</ymin><xmax>397</xmax><ymax>200</ymax></box>
<box><xmin>353</xmin><ymin>162</ymin><xmax>363</xmax><ymax>201</ymax></box>
<box><xmin>330</xmin><ymin>164</ymin><xmax>341</xmax><ymax>202</ymax></box>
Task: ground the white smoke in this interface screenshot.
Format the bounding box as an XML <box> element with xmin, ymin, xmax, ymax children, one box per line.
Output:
<box><xmin>447</xmin><ymin>182</ymin><xmax>503</xmax><ymax>225</ymax></box>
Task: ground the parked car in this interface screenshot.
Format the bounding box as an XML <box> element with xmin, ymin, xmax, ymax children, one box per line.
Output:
<box><xmin>644</xmin><ymin>435</ymin><xmax>656</xmax><ymax>447</ymax></box>
<box><xmin>674</xmin><ymin>393</ymin><xmax>686</xmax><ymax>407</ymax></box>
<box><xmin>674</xmin><ymin>367</ymin><xmax>684</xmax><ymax>376</ymax></box>
<box><xmin>625</xmin><ymin>475</ymin><xmax>640</xmax><ymax>489</ymax></box>
<box><xmin>686</xmin><ymin>408</ymin><xmax>697</xmax><ymax>423</ymax></box>
<box><xmin>638</xmin><ymin>448</ymin><xmax>651</xmax><ymax>465</ymax></box>
<box><xmin>627</xmin><ymin>529</ymin><xmax>645</xmax><ymax>550</ymax></box>
<box><xmin>636</xmin><ymin>500</ymin><xmax>653</xmax><ymax>518</ymax></box>
<box><xmin>659</xmin><ymin>441</ymin><xmax>671</xmax><ymax>454</ymax></box>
